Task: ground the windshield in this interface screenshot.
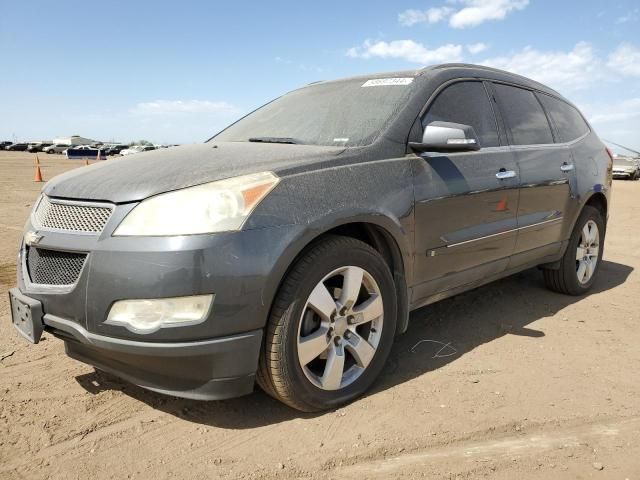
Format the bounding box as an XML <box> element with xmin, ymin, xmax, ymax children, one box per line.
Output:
<box><xmin>212</xmin><ymin>78</ymin><xmax>417</xmax><ymax>147</ymax></box>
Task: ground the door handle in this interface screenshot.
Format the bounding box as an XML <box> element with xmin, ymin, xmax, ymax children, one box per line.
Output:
<box><xmin>496</xmin><ymin>169</ymin><xmax>516</xmax><ymax>180</ymax></box>
<box><xmin>561</xmin><ymin>163</ymin><xmax>574</xmax><ymax>172</ymax></box>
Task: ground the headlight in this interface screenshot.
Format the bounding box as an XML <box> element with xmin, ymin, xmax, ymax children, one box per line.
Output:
<box><xmin>113</xmin><ymin>172</ymin><xmax>279</xmax><ymax>236</ymax></box>
<box><xmin>106</xmin><ymin>294</ymin><xmax>214</xmax><ymax>334</ymax></box>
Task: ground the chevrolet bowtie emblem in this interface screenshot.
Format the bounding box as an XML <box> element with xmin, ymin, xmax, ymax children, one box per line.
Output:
<box><xmin>24</xmin><ymin>231</ymin><xmax>43</xmax><ymax>246</ymax></box>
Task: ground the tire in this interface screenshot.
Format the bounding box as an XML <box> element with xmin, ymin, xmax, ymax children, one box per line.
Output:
<box><xmin>543</xmin><ymin>206</ymin><xmax>605</xmax><ymax>295</ymax></box>
<box><xmin>257</xmin><ymin>235</ymin><xmax>397</xmax><ymax>412</ymax></box>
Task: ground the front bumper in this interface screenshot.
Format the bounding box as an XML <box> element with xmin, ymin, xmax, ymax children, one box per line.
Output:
<box><xmin>51</xmin><ymin>315</ymin><xmax>263</xmax><ymax>400</ymax></box>
<box><xmin>14</xmin><ymin>200</ymin><xmax>305</xmax><ymax>399</ymax></box>
<box><xmin>10</xmin><ymin>284</ymin><xmax>263</xmax><ymax>399</ymax></box>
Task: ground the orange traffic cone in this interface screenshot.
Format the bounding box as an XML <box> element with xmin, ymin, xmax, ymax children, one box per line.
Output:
<box><xmin>34</xmin><ymin>154</ymin><xmax>43</xmax><ymax>182</ymax></box>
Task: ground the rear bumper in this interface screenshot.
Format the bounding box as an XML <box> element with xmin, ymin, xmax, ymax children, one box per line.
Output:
<box><xmin>45</xmin><ymin>314</ymin><xmax>263</xmax><ymax>400</ymax></box>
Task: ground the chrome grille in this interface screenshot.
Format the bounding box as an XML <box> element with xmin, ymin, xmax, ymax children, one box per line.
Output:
<box><xmin>26</xmin><ymin>247</ymin><xmax>87</xmax><ymax>286</ymax></box>
<box><xmin>32</xmin><ymin>196</ymin><xmax>113</xmax><ymax>234</ymax></box>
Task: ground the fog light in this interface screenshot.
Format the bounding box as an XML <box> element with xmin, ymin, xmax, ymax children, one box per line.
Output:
<box><xmin>106</xmin><ymin>295</ymin><xmax>214</xmax><ymax>334</ymax></box>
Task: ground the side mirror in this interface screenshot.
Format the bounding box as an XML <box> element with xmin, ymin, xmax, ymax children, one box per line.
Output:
<box><xmin>409</xmin><ymin>121</ymin><xmax>481</xmax><ymax>153</ymax></box>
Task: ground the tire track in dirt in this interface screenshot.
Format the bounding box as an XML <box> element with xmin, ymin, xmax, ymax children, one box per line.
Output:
<box><xmin>334</xmin><ymin>416</ymin><xmax>640</xmax><ymax>479</ymax></box>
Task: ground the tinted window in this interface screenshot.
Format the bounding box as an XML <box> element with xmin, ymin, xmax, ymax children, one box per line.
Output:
<box><xmin>423</xmin><ymin>81</ymin><xmax>499</xmax><ymax>148</ymax></box>
<box><xmin>537</xmin><ymin>94</ymin><xmax>589</xmax><ymax>142</ymax></box>
<box><xmin>493</xmin><ymin>83</ymin><xmax>554</xmax><ymax>145</ymax></box>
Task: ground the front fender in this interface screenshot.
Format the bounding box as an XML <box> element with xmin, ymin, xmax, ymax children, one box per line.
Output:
<box><xmin>253</xmin><ymin>157</ymin><xmax>416</xmax><ymax>333</ymax></box>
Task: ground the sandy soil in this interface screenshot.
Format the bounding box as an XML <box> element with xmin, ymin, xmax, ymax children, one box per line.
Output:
<box><xmin>1</xmin><ymin>151</ymin><xmax>639</xmax><ymax>479</ymax></box>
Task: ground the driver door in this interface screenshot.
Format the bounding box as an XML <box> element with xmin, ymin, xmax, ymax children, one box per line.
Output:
<box><xmin>411</xmin><ymin>80</ymin><xmax>520</xmax><ymax>304</ymax></box>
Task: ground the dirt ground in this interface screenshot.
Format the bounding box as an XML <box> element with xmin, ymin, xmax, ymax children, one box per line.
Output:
<box><xmin>1</xmin><ymin>151</ymin><xmax>639</xmax><ymax>479</ymax></box>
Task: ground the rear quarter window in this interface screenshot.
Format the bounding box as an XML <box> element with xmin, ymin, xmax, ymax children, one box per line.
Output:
<box><xmin>537</xmin><ymin>94</ymin><xmax>590</xmax><ymax>142</ymax></box>
<box><xmin>493</xmin><ymin>83</ymin><xmax>554</xmax><ymax>146</ymax></box>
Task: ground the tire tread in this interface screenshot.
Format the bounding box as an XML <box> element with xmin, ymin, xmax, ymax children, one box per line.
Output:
<box><xmin>543</xmin><ymin>206</ymin><xmax>604</xmax><ymax>296</ymax></box>
<box><xmin>256</xmin><ymin>235</ymin><xmax>389</xmax><ymax>411</ymax></box>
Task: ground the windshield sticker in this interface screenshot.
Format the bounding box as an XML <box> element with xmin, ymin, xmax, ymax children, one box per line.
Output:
<box><xmin>362</xmin><ymin>78</ymin><xmax>414</xmax><ymax>87</ymax></box>
<box><xmin>333</xmin><ymin>138</ymin><xmax>349</xmax><ymax>142</ymax></box>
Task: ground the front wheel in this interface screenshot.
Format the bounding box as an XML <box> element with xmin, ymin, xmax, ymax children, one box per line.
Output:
<box><xmin>543</xmin><ymin>206</ymin><xmax>604</xmax><ymax>295</ymax></box>
<box><xmin>257</xmin><ymin>235</ymin><xmax>397</xmax><ymax>412</ymax></box>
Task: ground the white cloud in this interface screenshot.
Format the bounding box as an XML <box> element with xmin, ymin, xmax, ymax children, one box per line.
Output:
<box><xmin>607</xmin><ymin>43</ymin><xmax>640</xmax><ymax>77</ymax></box>
<box><xmin>481</xmin><ymin>42</ymin><xmax>600</xmax><ymax>91</ymax></box>
<box><xmin>130</xmin><ymin>100</ymin><xmax>237</xmax><ymax>115</ymax></box>
<box><xmin>399</xmin><ymin>0</ymin><xmax>529</xmax><ymax>28</ymax></box>
<box><xmin>579</xmin><ymin>98</ymin><xmax>640</xmax><ymax>154</ymax></box>
<box><xmin>346</xmin><ymin>39</ymin><xmax>640</xmax><ymax>93</ymax></box>
<box><xmin>398</xmin><ymin>7</ymin><xmax>453</xmax><ymax>26</ymax></box>
<box><xmin>450</xmin><ymin>0</ymin><xmax>529</xmax><ymax>28</ymax></box>
<box><xmin>347</xmin><ymin>40</ymin><xmax>463</xmax><ymax>64</ymax></box>
<box><xmin>583</xmin><ymin>98</ymin><xmax>640</xmax><ymax>125</ymax></box>
<box><xmin>467</xmin><ymin>42</ymin><xmax>489</xmax><ymax>54</ymax></box>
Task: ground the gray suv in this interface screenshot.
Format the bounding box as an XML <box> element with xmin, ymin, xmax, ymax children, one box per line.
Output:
<box><xmin>9</xmin><ymin>64</ymin><xmax>612</xmax><ymax>411</ymax></box>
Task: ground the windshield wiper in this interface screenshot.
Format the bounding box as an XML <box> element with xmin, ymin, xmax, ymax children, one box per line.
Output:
<box><xmin>248</xmin><ymin>137</ymin><xmax>300</xmax><ymax>144</ymax></box>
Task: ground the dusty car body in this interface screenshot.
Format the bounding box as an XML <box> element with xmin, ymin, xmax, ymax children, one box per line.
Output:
<box><xmin>9</xmin><ymin>64</ymin><xmax>612</xmax><ymax>411</ymax></box>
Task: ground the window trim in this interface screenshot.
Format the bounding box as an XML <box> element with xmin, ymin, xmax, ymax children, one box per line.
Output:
<box><xmin>535</xmin><ymin>91</ymin><xmax>592</xmax><ymax>144</ymax></box>
<box><xmin>414</xmin><ymin>76</ymin><xmax>590</xmax><ymax>150</ymax></box>
<box><xmin>418</xmin><ymin>79</ymin><xmax>504</xmax><ymax>149</ymax></box>
<box><xmin>490</xmin><ymin>81</ymin><xmax>555</xmax><ymax>147</ymax></box>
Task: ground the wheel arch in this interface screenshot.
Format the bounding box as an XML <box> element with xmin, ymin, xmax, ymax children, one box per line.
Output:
<box><xmin>542</xmin><ymin>191</ymin><xmax>609</xmax><ymax>272</ymax></box>
<box><xmin>268</xmin><ymin>218</ymin><xmax>411</xmax><ymax>336</ymax></box>
<box><xmin>584</xmin><ymin>191</ymin><xmax>608</xmax><ymax>224</ymax></box>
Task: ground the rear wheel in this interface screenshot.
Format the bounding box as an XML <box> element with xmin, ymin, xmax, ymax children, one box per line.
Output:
<box><xmin>543</xmin><ymin>206</ymin><xmax>604</xmax><ymax>295</ymax></box>
<box><xmin>257</xmin><ymin>235</ymin><xmax>397</xmax><ymax>412</ymax></box>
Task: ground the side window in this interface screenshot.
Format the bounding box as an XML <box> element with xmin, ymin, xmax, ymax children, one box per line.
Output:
<box><xmin>493</xmin><ymin>83</ymin><xmax>554</xmax><ymax>146</ymax></box>
<box><xmin>537</xmin><ymin>94</ymin><xmax>590</xmax><ymax>142</ymax></box>
<box><xmin>423</xmin><ymin>81</ymin><xmax>500</xmax><ymax>148</ymax></box>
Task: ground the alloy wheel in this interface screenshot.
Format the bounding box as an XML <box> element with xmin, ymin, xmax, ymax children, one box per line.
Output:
<box><xmin>576</xmin><ymin>219</ymin><xmax>600</xmax><ymax>284</ymax></box>
<box><xmin>296</xmin><ymin>266</ymin><xmax>384</xmax><ymax>391</ymax></box>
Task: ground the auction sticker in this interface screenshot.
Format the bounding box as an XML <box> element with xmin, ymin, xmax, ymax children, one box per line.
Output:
<box><xmin>362</xmin><ymin>78</ymin><xmax>414</xmax><ymax>87</ymax></box>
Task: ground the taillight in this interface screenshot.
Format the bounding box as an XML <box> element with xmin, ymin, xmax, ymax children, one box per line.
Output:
<box><xmin>605</xmin><ymin>147</ymin><xmax>614</xmax><ymax>162</ymax></box>
<box><xmin>605</xmin><ymin>147</ymin><xmax>614</xmax><ymax>176</ymax></box>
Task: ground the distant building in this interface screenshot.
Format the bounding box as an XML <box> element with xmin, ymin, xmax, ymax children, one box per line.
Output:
<box><xmin>52</xmin><ymin>135</ymin><xmax>97</xmax><ymax>146</ymax></box>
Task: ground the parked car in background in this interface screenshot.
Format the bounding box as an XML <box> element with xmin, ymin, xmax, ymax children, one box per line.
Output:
<box><xmin>65</xmin><ymin>145</ymin><xmax>107</xmax><ymax>160</ymax></box>
<box><xmin>27</xmin><ymin>143</ymin><xmax>53</xmax><ymax>153</ymax></box>
<box><xmin>105</xmin><ymin>144</ymin><xmax>130</xmax><ymax>156</ymax></box>
<box><xmin>43</xmin><ymin>144</ymin><xmax>71</xmax><ymax>154</ymax></box>
<box><xmin>612</xmin><ymin>156</ymin><xmax>640</xmax><ymax>180</ymax></box>
<box><xmin>9</xmin><ymin>64</ymin><xmax>612</xmax><ymax>412</ymax></box>
<box><xmin>120</xmin><ymin>145</ymin><xmax>156</xmax><ymax>156</ymax></box>
<box><xmin>6</xmin><ymin>143</ymin><xmax>28</xmax><ymax>151</ymax></box>
<box><xmin>0</xmin><ymin>141</ymin><xmax>13</xmax><ymax>149</ymax></box>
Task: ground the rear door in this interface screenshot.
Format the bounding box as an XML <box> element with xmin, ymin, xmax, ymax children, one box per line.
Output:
<box><xmin>536</xmin><ymin>92</ymin><xmax>590</xmax><ymax>231</ymax></box>
<box><xmin>491</xmin><ymin>83</ymin><xmax>575</xmax><ymax>264</ymax></box>
<box><xmin>412</xmin><ymin>80</ymin><xmax>519</xmax><ymax>302</ymax></box>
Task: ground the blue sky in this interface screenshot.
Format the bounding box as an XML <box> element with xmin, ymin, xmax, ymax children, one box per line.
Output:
<box><xmin>1</xmin><ymin>0</ymin><xmax>639</xmax><ymax>152</ymax></box>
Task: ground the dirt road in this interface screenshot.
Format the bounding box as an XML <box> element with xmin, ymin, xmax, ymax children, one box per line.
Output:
<box><xmin>1</xmin><ymin>151</ymin><xmax>639</xmax><ymax>479</ymax></box>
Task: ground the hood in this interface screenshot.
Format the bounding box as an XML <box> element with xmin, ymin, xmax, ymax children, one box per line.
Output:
<box><xmin>44</xmin><ymin>142</ymin><xmax>346</xmax><ymax>203</ymax></box>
